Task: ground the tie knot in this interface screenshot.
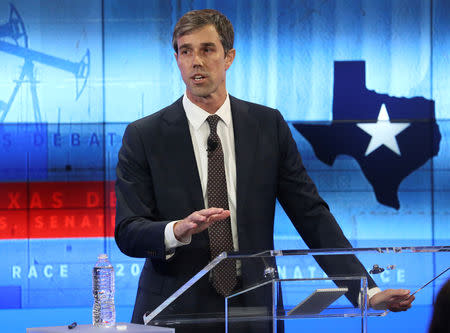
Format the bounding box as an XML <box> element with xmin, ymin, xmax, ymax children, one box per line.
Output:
<box><xmin>206</xmin><ymin>115</ymin><xmax>221</xmax><ymax>133</ymax></box>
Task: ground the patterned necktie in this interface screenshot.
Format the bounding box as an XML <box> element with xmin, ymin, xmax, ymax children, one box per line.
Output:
<box><xmin>206</xmin><ymin>115</ymin><xmax>236</xmax><ymax>296</ymax></box>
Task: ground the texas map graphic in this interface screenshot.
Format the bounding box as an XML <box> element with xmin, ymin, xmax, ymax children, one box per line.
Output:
<box><xmin>294</xmin><ymin>61</ymin><xmax>441</xmax><ymax>209</ymax></box>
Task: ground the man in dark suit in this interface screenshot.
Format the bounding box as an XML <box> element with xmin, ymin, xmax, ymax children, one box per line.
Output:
<box><xmin>115</xmin><ymin>9</ymin><xmax>414</xmax><ymax>332</ymax></box>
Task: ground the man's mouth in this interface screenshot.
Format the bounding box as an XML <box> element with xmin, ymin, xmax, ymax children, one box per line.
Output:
<box><xmin>192</xmin><ymin>74</ymin><xmax>206</xmax><ymax>82</ymax></box>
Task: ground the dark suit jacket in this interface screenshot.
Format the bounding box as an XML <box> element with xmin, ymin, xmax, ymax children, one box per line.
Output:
<box><xmin>115</xmin><ymin>96</ymin><xmax>376</xmax><ymax>325</ymax></box>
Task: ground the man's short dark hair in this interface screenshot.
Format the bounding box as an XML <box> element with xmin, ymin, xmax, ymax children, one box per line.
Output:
<box><xmin>172</xmin><ymin>9</ymin><xmax>234</xmax><ymax>54</ymax></box>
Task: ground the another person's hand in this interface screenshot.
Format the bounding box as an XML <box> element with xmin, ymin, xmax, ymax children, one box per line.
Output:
<box><xmin>173</xmin><ymin>208</ymin><xmax>230</xmax><ymax>241</ymax></box>
<box><xmin>369</xmin><ymin>289</ymin><xmax>415</xmax><ymax>312</ymax></box>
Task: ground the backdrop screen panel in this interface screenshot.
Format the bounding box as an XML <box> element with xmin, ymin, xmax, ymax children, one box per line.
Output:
<box><xmin>0</xmin><ymin>0</ymin><xmax>449</xmax><ymax>330</ymax></box>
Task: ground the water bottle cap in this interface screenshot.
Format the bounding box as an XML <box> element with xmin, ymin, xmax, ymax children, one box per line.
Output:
<box><xmin>98</xmin><ymin>254</ymin><xmax>108</xmax><ymax>260</ymax></box>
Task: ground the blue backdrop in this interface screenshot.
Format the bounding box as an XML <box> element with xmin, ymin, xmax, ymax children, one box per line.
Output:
<box><xmin>0</xmin><ymin>0</ymin><xmax>449</xmax><ymax>331</ymax></box>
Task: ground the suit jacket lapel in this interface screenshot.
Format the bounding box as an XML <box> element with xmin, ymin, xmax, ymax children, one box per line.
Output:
<box><xmin>230</xmin><ymin>96</ymin><xmax>259</xmax><ymax>233</ymax></box>
<box><xmin>161</xmin><ymin>98</ymin><xmax>205</xmax><ymax>213</ymax></box>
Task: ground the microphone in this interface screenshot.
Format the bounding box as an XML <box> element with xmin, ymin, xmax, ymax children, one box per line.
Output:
<box><xmin>207</xmin><ymin>137</ymin><xmax>218</xmax><ymax>154</ymax></box>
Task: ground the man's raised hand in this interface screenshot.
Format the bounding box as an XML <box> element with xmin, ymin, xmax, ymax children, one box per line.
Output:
<box><xmin>173</xmin><ymin>207</ymin><xmax>230</xmax><ymax>241</ymax></box>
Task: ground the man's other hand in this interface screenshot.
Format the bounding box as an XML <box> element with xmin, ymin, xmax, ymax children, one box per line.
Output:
<box><xmin>369</xmin><ymin>289</ymin><xmax>415</xmax><ymax>312</ymax></box>
<box><xmin>173</xmin><ymin>208</ymin><xmax>230</xmax><ymax>241</ymax></box>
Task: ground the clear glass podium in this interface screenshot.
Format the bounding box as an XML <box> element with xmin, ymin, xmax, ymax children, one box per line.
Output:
<box><xmin>143</xmin><ymin>246</ymin><xmax>449</xmax><ymax>332</ymax></box>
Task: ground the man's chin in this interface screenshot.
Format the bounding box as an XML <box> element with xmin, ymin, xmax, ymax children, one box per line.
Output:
<box><xmin>188</xmin><ymin>87</ymin><xmax>213</xmax><ymax>99</ymax></box>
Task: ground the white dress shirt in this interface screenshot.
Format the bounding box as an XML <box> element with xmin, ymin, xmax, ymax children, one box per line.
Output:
<box><xmin>164</xmin><ymin>93</ymin><xmax>239</xmax><ymax>251</ymax></box>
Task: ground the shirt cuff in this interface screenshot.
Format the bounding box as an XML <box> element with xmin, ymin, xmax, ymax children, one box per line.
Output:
<box><xmin>358</xmin><ymin>287</ymin><xmax>382</xmax><ymax>308</ymax></box>
<box><xmin>367</xmin><ymin>287</ymin><xmax>382</xmax><ymax>301</ymax></box>
<box><xmin>164</xmin><ymin>221</ymin><xmax>191</xmax><ymax>251</ymax></box>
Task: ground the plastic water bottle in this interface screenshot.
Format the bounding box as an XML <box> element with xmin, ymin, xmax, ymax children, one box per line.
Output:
<box><xmin>92</xmin><ymin>254</ymin><xmax>116</xmax><ymax>327</ymax></box>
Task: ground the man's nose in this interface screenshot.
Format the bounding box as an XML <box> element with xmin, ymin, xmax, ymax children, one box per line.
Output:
<box><xmin>192</xmin><ymin>51</ymin><xmax>203</xmax><ymax>67</ymax></box>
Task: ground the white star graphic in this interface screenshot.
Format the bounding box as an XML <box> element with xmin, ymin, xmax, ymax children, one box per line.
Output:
<box><xmin>357</xmin><ymin>104</ymin><xmax>410</xmax><ymax>156</ymax></box>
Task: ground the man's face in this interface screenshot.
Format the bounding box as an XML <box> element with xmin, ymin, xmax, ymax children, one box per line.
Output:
<box><xmin>175</xmin><ymin>25</ymin><xmax>235</xmax><ymax>103</ymax></box>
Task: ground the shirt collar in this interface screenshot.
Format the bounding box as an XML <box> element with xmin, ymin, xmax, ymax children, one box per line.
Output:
<box><xmin>183</xmin><ymin>93</ymin><xmax>231</xmax><ymax>130</ymax></box>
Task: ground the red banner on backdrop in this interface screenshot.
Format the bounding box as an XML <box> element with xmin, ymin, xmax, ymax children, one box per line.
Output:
<box><xmin>0</xmin><ymin>181</ymin><xmax>116</xmax><ymax>239</ymax></box>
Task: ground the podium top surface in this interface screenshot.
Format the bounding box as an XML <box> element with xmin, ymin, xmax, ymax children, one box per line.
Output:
<box><xmin>27</xmin><ymin>323</ymin><xmax>174</xmax><ymax>333</ymax></box>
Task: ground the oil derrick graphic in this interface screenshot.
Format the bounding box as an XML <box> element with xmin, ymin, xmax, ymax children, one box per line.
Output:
<box><xmin>0</xmin><ymin>3</ymin><xmax>90</xmax><ymax>122</ymax></box>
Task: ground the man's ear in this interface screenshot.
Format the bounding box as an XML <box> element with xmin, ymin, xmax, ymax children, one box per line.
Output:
<box><xmin>174</xmin><ymin>52</ymin><xmax>178</xmax><ymax>62</ymax></box>
<box><xmin>225</xmin><ymin>48</ymin><xmax>236</xmax><ymax>70</ymax></box>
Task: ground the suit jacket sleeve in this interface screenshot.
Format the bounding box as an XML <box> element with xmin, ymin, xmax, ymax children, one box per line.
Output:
<box><xmin>274</xmin><ymin>110</ymin><xmax>376</xmax><ymax>305</ymax></box>
<box><xmin>115</xmin><ymin>123</ymin><xmax>169</xmax><ymax>260</ymax></box>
